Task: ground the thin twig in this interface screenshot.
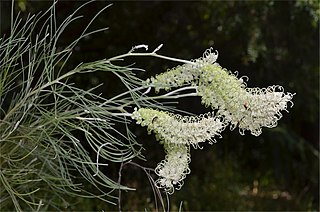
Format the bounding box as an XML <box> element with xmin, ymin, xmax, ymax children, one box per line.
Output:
<box><xmin>107</xmin><ymin>45</ymin><xmax>195</xmax><ymax>65</ymax></box>
<box><xmin>93</xmin><ymin>143</ymin><xmax>110</xmax><ymax>176</ymax></box>
<box><xmin>118</xmin><ymin>160</ymin><xmax>127</xmax><ymax>212</ymax></box>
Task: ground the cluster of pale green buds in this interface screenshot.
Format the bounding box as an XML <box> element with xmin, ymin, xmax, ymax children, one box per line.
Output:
<box><xmin>132</xmin><ymin>47</ymin><xmax>294</xmax><ymax>193</ymax></box>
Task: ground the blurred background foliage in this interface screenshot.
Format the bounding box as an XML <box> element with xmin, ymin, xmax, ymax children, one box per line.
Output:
<box><xmin>1</xmin><ymin>0</ymin><xmax>319</xmax><ymax>211</ymax></box>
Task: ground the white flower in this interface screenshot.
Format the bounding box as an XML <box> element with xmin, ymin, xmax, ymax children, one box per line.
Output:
<box><xmin>135</xmin><ymin>47</ymin><xmax>295</xmax><ymax>195</ymax></box>
<box><xmin>155</xmin><ymin>143</ymin><xmax>190</xmax><ymax>194</ymax></box>
<box><xmin>132</xmin><ymin>108</ymin><xmax>225</xmax><ymax>147</ymax></box>
<box><xmin>132</xmin><ymin>107</ymin><xmax>225</xmax><ymax>193</ymax></box>
<box><xmin>236</xmin><ymin>86</ymin><xmax>294</xmax><ymax>136</ymax></box>
<box><xmin>197</xmin><ymin>63</ymin><xmax>294</xmax><ymax>136</ymax></box>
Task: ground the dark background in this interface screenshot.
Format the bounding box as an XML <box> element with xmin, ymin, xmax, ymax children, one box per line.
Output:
<box><xmin>1</xmin><ymin>0</ymin><xmax>319</xmax><ymax>211</ymax></box>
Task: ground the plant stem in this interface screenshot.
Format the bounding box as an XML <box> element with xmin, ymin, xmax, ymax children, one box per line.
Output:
<box><xmin>107</xmin><ymin>52</ymin><xmax>195</xmax><ymax>65</ymax></box>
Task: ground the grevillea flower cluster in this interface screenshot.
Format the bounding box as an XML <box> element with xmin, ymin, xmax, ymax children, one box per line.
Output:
<box><xmin>197</xmin><ymin>63</ymin><xmax>294</xmax><ymax>136</ymax></box>
<box><xmin>132</xmin><ymin>107</ymin><xmax>225</xmax><ymax>192</ymax></box>
<box><xmin>132</xmin><ymin>108</ymin><xmax>225</xmax><ymax>147</ymax></box>
<box><xmin>133</xmin><ymin>47</ymin><xmax>294</xmax><ymax>193</ymax></box>
<box><xmin>155</xmin><ymin>143</ymin><xmax>190</xmax><ymax>194</ymax></box>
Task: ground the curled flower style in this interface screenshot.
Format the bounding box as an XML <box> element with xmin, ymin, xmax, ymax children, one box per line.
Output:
<box><xmin>155</xmin><ymin>143</ymin><xmax>190</xmax><ymax>194</ymax></box>
<box><xmin>197</xmin><ymin>63</ymin><xmax>294</xmax><ymax>136</ymax></box>
<box><xmin>146</xmin><ymin>48</ymin><xmax>218</xmax><ymax>92</ymax></box>
<box><xmin>197</xmin><ymin>47</ymin><xmax>219</xmax><ymax>65</ymax></box>
<box><xmin>132</xmin><ymin>108</ymin><xmax>225</xmax><ymax>147</ymax></box>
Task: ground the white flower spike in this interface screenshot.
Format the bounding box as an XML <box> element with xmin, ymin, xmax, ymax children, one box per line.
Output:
<box><xmin>155</xmin><ymin>143</ymin><xmax>190</xmax><ymax>194</ymax></box>
<box><xmin>197</xmin><ymin>63</ymin><xmax>295</xmax><ymax>136</ymax></box>
<box><xmin>132</xmin><ymin>108</ymin><xmax>225</xmax><ymax>147</ymax></box>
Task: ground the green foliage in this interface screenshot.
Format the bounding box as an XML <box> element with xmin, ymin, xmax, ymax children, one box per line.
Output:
<box><xmin>0</xmin><ymin>2</ymin><xmax>145</xmax><ymax>210</ymax></box>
